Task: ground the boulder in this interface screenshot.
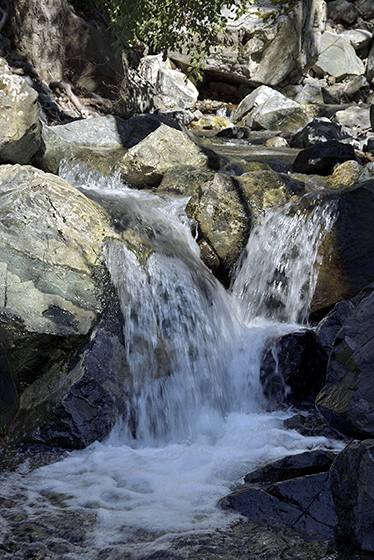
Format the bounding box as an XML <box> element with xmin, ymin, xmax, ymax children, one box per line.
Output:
<box><xmin>312</xmin><ymin>31</ymin><xmax>365</xmax><ymax>80</ymax></box>
<box><xmin>0</xmin><ymin>164</ymin><xmax>137</xmax><ymax>448</ymax></box>
<box><xmin>358</xmin><ymin>0</ymin><xmax>374</xmax><ymax>19</ymax></box>
<box><xmin>138</xmin><ymin>54</ymin><xmax>198</xmax><ymax>110</ymax></box>
<box><xmin>260</xmin><ymin>330</ymin><xmax>328</xmax><ymax>410</ymax></box>
<box><xmin>35</xmin><ymin>114</ymin><xmax>182</xmax><ymax>174</ymax></box>
<box><xmin>0</xmin><ymin>57</ymin><xmax>41</xmax><ymax>164</ymax></box>
<box><xmin>367</xmin><ymin>41</ymin><xmax>374</xmax><ymax>82</ymax></box>
<box><xmin>340</xmin><ymin>29</ymin><xmax>373</xmax><ymax>51</ymax></box>
<box><xmin>185</xmin><ymin>172</ymin><xmax>251</xmax><ymax>274</ymax></box>
<box><xmin>326</xmin><ymin>160</ymin><xmax>364</xmax><ymax>188</ymax></box>
<box><xmin>170</xmin><ymin>0</ymin><xmax>326</xmax><ymax>88</ymax></box>
<box><xmin>289</xmin><ymin>118</ymin><xmax>352</xmax><ymax>149</ymax></box>
<box><xmin>157</xmin><ymin>165</ymin><xmax>214</xmax><ymax>197</ymax></box>
<box><xmin>312</xmin><ymin>181</ymin><xmax>374</xmax><ymax>313</ymax></box>
<box><xmin>293</xmin><ymin>140</ymin><xmax>356</xmax><ymax>175</ymax></box>
<box><xmin>327</xmin><ymin>0</ymin><xmax>360</xmax><ymax>24</ymax></box>
<box><xmin>232</xmin><ymin>86</ymin><xmax>308</xmax><ymax>132</ymax></box>
<box><xmin>119</xmin><ymin>124</ymin><xmax>219</xmax><ymax>187</ymax></box>
<box><xmin>220</xmin><ymin>450</ymin><xmax>337</xmax><ymax>542</ymax></box>
<box><xmin>332</xmin><ymin>105</ymin><xmax>371</xmax><ymax>131</ymax></box>
<box><xmin>315</xmin><ymin>285</ymin><xmax>374</xmax><ymax>439</ymax></box>
<box><xmin>330</xmin><ymin>439</ymin><xmax>374</xmax><ymax>552</ymax></box>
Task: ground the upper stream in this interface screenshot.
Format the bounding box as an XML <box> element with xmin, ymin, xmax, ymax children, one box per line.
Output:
<box><xmin>0</xmin><ymin>160</ymin><xmax>343</xmax><ymax>559</ymax></box>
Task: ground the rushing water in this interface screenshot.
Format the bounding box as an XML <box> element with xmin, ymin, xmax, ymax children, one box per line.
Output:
<box><xmin>0</xmin><ymin>162</ymin><xmax>342</xmax><ymax>559</ymax></box>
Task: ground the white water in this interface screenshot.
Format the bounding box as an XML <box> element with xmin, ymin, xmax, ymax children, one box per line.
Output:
<box><xmin>2</xmin><ymin>163</ymin><xmax>342</xmax><ymax>557</ymax></box>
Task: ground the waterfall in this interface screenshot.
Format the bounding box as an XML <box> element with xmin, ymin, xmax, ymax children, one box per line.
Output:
<box><xmin>0</xmin><ymin>162</ymin><xmax>342</xmax><ymax>558</ymax></box>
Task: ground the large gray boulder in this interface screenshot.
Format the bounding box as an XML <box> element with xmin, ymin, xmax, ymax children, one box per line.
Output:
<box><xmin>315</xmin><ymin>284</ymin><xmax>374</xmax><ymax>439</ymax></box>
<box><xmin>119</xmin><ymin>124</ymin><xmax>219</xmax><ymax>187</ymax></box>
<box><xmin>0</xmin><ymin>164</ymin><xmax>136</xmax><ymax>449</ymax></box>
<box><xmin>312</xmin><ymin>31</ymin><xmax>365</xmax><ymax>80</ymax></box>
<box><xmin>170</xmin><ymin>0</ymin><xmax>326</xmax><ymax>88</ymax></box>
<box><xmin>0</xmin><ymin>57</ymin><xmax>41</xmax><ymax>164</ymax></box>
<box><xmin>232</xmin><ymin>85</ymin><xmax>308</xmax><ymax>132</ymax></box>
<box><xmin>330</xmin><ymin>439</ymin><xmax>374</xmax><ymax>552</ymax></box>
<box><xmin>35</xmin><ymin>114</ymin><xmax>182</xmax><ymax>174</ymax></box>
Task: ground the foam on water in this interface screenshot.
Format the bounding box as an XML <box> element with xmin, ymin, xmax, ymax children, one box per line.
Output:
<box><xmin>1</xmin><ymin>162</ymin><xmax>342</xmax><ymax>556</ymax></box>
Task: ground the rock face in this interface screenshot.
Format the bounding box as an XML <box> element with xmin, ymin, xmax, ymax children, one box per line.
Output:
<box><xmin>260</xmin><ymin>330</ymin><xmax>327</xmax><ymax>410</ymax></box>
<box><xmin>315</xmin><ymin>284</ymin><xmax>374</xmax><ymax>439</ymax></box>
<box><xmin>170</xmin><ymin>0</ymin><xmax>325</xmax><ymax>88</ymax></box>
<box><xmin>0</xmin><ymin>58</ymin><xmax>41</xmax><ymax>164</ymax></box>
<box><xmin>312</xmin><ymin>180</ymin><xmax>374</xmax><ymax>314</ymax></box>
<box><xmin>0</xmin><ymin>164</ymin><xmax>135</xmax><ymax>448</ymax></box>
<box><xmin>220</xmin><ymin>450</ymin><xmax>337</xmax><ymax>542</ymax></box>
<box><xmin>330</xmin><ymin>439</ymin><xmax>374</xmax><ymax>552</ymax></box>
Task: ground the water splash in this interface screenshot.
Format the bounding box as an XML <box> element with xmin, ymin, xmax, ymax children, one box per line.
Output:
<box><xmin>231</xmin><ymin>201</ymin><xmax>337</xmax><ymax>325</ymax></box>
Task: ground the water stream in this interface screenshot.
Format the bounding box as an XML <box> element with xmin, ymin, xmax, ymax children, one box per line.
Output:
<box><xmin>0</xmin><ymin>162</ymin><xmax>342</xmax><ymax>558</ymax></box>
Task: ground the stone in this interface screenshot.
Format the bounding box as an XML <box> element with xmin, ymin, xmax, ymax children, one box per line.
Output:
<box><xmin>327</xmin><ymin>0</ymin><xmax>360</xmax><ymax>24</ymax></box>
<box><xmin>0</xmin><ymin>57</ymin><xmax>41</xmax><ymax>164</ymax></box>
<box><xmin>367</xmin><ymin>42</ymin><xmax>374</xmax><ymax>82</ymax></box>
<box><xmin>169</xmin><ymin>0</ymin><xmax>326</xmax><ymax>88</ymax></box>
<box><xmin>289</xmin><ymin>118</ymin><xmax>352</xmax><ymax>149</ymax></box>
<box><xmin>330</xmin><ymin>439</ymin><xmax>374</xmax><ymax>552</ymax></box>
<box><xmin>327</xmin><ymin>160</ymin><xmax>364</xmax><ymax>188</ymax></box>
<box><xmin>315</xmin><ymin>285</ymin><xmax>374</xmax><ymax>439</ymax></box>
<box><xmin>332</xmin><ymin>105</ymin><xmax>371</xmax><ymax>131</ymax></box>
<box><xmin>138</xmin><ymin>54</ymin><xmax>198</xmax><ymax>110</ymax></box>
<box><xmin>295</xmin><ymin>83</ymin><xmax>325</xmax><ymax>105</ymax></box>
<box><xmin>220</xmin><ymin>467</ymin><xmax>337</xmax><ymax>541</ymax></box>
<box><xmin>157</xmin><ymin>165</ymin><xmax>214</xmax><ymax>197</ymax></box>
<box><xmin>313</xmin><ymin>31</ymin><xmax>365</xmax><ymax>80</ymax></box>
<box><xmin>312</xmin><ymin>182</ymin><xmax>374</xmax><ymax>313</ymax></box>
<box><xmin>186</xmin><ymin>172</ymin><xmax>251</xmax><ymax>274</ymax></box>
<box><xmin>260</xmin><ymin>330</ymin><xmax>328</xmax><ymax>410</ymax></box>
<box><xmin>357</xmin><ymin>0</ymin><xmax>374</xmax><ymax>19</ymax></box>
<box><xmin>232</xmin><ymin>86</ymin><xmax>281</xmax><ymax>124</ymax></box>
<box><xmin>342</xmin><ymin>76</ymin><xmax>369</xmax><ymax>102</ymax></box>
<box><xmin>293</xmin><ymin>140</ymin><xmax>356</xmax><ymax>175</ymax></box>
<box><xmin>242</xmin><ymin>95</ymin><xmax>308</xmax><ymax>133</ymax></box>
<box><xmin>120</xmin><ymin>124</ymin><xmax>219</xmax><ymax>187</ymax></box>
<box><xmin>340</xmin><ymin>29</ymin><xmax>373</xmax><ymax>50</ymax></box>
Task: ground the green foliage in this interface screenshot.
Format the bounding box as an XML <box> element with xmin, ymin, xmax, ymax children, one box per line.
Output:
<box><xmin>96</xmin><ymin>0</ymin><xmax>256</xmax><ymax>80</ymax></box>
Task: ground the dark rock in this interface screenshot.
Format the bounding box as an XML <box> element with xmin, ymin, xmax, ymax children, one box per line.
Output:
<box><xmin>312</xmin><ymin>181</ymin><xmax>374</xmax><ymax>314</ymax></box>
<box><xmin>358</xmin><ymin>0</ymin><xmax>374</xmax><ymax>19</ymax></box>
<box><xmin>244</xmin><ymin>450</ymin><xmax>336</xmax><ymax>485</ymax></box>
<box><xmin>316</xmin><ymin>284</ymin><xmax>374</xmax><ymax>439</ymax></box>
<box><xmin>260</xmin><ymin>330</ymin><xmax>328</xmax><ymax>410</ymax></box>
<box><xmin>289</xmin><ymin>118</ymin><xmax>352</xmax><ymax>149</ymax></box>
<box><xmin>220</xmin><ymin>469</ymin><xmax>337</xmax><ymax>542</ymax></box>
<box><xmin>293</xmin><ymin>141</ymin><xmax>356</xmax><ymax>175</ymax></box>
<box><xmin>215</xmin><ymin>126</ymin><xmax>251</xmax><ymax>139</ymax></box>
<box><xmin>330</xmin><ymin>439</ymin><xmax>374</xmax><ymax>552</ymax></box>
<box><xmin>283</xmin><ymin>411</ymin><xmax>347</xmax><ymax>440</ymax></box>
<box><xmin>327</xmin><ymin>0</ymin><xmax>360</xmax><ymax>24</ymax></box>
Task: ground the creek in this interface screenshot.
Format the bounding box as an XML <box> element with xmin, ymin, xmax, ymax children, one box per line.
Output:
<box><xmin>0</xmin><ymin>156</ymin><xmax>344</xmax><ymax>559</ymax></box>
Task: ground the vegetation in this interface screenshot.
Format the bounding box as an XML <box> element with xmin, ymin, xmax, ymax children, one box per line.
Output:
<box><xmin>95</xmin><ymin>0</ymin><xmax>256</xmax><ymax>80</ymax></box>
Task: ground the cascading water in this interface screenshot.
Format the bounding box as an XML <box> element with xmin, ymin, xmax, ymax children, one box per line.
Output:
<box><xmin>0</xmin><ymin>161</ymin><xmax>342</xmax><ymax>558</ymax></box>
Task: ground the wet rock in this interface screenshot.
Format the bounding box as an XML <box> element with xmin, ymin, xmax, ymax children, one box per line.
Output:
<box><xmin>312</xmin><ymin>181</ymin><xmax>374</xmax><ymax>313</ymax></box>
<box><xmin>292</xmin><ymin>140</ymin><xmax>356</xmax><ymax>175</ymax></box>
<box><xmin>326</xmin><ymin>160</ymin><xmax>363</xmax><ymax>188</ymax></box>
<box><xmin>215</xmin><ymin>126</ymin><xmax>251</xmax><ymax>139</ymax></box>
<box><xmin>244</xmin><ymin>450</ymin><xmax>336</xmax><ymax>485</ymax></box>
<box><xmin>283</xmin><ymin>411</ymin><xmax>347</xmax><ymax>440</ymax></box>
<box><xmin>315</xmin><ymin>284</ymin><xmax>374</xmax><ymax>439</ymax></box>
<box><xmin>119</xmin><ymin>124</ymin><xmax>219</xmax><ymax>187</ymax></box>
<box><xmin>330</xmin><ymin>439</ymin><xmax>374</xmax><ymax>552</ymax></box>
<box><xmin>312</xmin><ymin>31</ymin><xmax>365</xmax><ymax>80</ymax></box>
<box><xmin>358</xmin><ymin>0</ymin><xmax>374</xmax><ymax>19</ymax></box>
<box><xmin>0</xmin><ymin>164</ymin><xmax>138</xmax><ymax>448</ymax></box>
<box><xmin>0</xmin><ymin>57</ymin><xmax>41</xmax><ymax>164</ymax></box>
<box><xmin>260</xmin><ymin>330</ymin><xmax>328</xmax><ymax>410</ymax></box>
<box><xmin>157</xmin><ymin>165</ymin><xmax>214</xmax><ymax>197</ymax></box>
<box><xmin>289</xmin><ymin>118</ymin><xmax>352</xmax><ymax>149</ymax></box>
<box><xmin>220</xmin><ymin>451</ymin><xmax>337</xmax><ymax>542</ymax></box>
<box><xmin>186</xmin><ymin>172</ymin><xmax>251</xmax><ymax>274</ymax></box>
